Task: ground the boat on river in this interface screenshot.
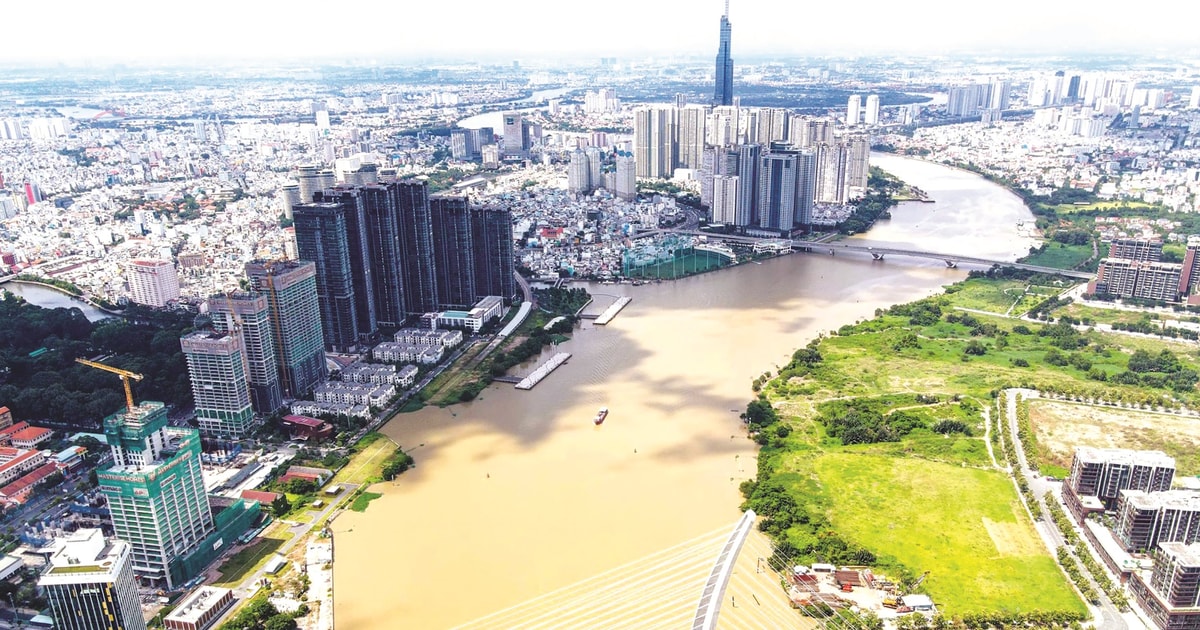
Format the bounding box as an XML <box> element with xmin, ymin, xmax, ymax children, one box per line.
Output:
<box><xmin>593</xmin><ymin>407</ymin><xmax>608</xmax><ymax>425</ymax></box>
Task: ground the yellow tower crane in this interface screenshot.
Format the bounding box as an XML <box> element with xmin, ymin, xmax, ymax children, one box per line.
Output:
<box><xmin>76</xmin><ymin>358</ymin><xmax>144</xmax><ymax>415</ymax></box>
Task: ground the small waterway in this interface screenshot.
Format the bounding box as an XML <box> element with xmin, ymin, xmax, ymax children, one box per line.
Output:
<box><xmin>2</xmin><ymin>282</ymin><xmax>111</xmax><ymax>322</ymax></box>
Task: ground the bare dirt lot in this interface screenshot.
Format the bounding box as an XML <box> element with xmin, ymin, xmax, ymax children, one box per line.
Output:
<box><xmin>1029</xmin><ymin>399</ymin><xmax>1200</xmax><ymax>476</ymax></box>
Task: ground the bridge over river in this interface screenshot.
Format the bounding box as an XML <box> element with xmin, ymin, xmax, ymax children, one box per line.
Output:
<box><xmin>633</xmin><ymin>230</ymin><xmax>1093</xmax><ymax>280</ymax></box>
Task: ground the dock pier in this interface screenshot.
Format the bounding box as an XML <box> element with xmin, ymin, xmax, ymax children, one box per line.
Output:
<box><xmin>593</xmin><ymin>297</ymin><xmax>632</xmax><ymax>325</ymax></box>
<box><xmin>515</xmin><ymin>352</ymin><xmax>571</xmax><ymax>390</ymax></box>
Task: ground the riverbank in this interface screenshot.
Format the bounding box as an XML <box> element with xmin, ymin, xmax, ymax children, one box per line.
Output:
<box><xmin>329</xmin><ymin>153</ymin><xmax>1039</xmax><ymax>629</ymax></box>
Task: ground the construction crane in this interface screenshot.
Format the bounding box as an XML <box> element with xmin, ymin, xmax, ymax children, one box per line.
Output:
<box><xmin>76</xmin><ymin>358</ymin><xmax>144</xmax><ymax>414</ymax></box>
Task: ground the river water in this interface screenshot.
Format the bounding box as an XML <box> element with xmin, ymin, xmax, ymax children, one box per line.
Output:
<box><xmin>2</xmin><ymin>282</ymin><xmax>110</xmax><ymax>322</ymax></box>
<box><xmin>331</xmin><ymin>154</ymin><xmax>1038</xmax><ymax>629</ymax></box>
<box><xmin>456</xmin><ymin>87</ymin><xmax>576</xmax><ymax>131</ymax></box>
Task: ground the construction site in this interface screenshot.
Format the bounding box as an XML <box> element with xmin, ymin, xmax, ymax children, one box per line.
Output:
<box><xmin>787</xmin><ymin>563</ymin><xmax>937</xmax><ymax>622</ymax></box>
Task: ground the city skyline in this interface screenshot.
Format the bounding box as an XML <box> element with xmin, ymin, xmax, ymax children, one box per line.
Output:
<box><xmin>5</xmin><ymin>1</ymin><xmax>1199</xmax><ymax>65</ymax></box>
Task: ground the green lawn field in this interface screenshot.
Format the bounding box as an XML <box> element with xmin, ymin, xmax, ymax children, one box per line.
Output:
<box><xmin>812</xmin><ymin>453</ymin><xmax>1085</xmax><ymax>615</ymax></box>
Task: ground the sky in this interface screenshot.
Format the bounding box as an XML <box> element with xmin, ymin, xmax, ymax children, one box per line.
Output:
<box><xmin>4</xmin><ymin>0</ymin><xmax>1199</xmax><ymax>65</ymax></box>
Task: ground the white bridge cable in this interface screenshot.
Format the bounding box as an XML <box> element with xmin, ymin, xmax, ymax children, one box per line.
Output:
<box><xmin>723</xmin><ymin>568</ymin><xmax>808</xmax><ymax>629</ymax></box>
<box><xmin>451</xmin><ymin>526</ymin><xmax>732</xmax><ymax>629</ymax></box>
<box><xmin>519</xmin><ymin>553</ymin><xmax>715</xmax><ymax>630</ymax></box>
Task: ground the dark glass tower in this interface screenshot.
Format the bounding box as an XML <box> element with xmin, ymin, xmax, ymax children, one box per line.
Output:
<box><xmin>431</xmin><ymin>195</ymin><xmax>477</xmax><ymax>309</ymax></box>
<box><xmin>292</xmin><ymin>197</ymin><xmax>362</xmax><ymax>352</ymax></box>
<box><xmin>360</xmin><ymin>184</ymin><xmax>408</xmax><ymax>328</ymax></box>
<box><xmin>471</xmin><ymin>205</ymin><xmax>516</xmax><ymax>303</ymax></box>
<box><xmin>394</xmin><ymin>180</ymin><xmax>439</xmax><ymax>315</ymax></box>
<box><xmin>714</xmin><ymin>1</ymin><xmax>733</xmax><ymax>107</ymax></box>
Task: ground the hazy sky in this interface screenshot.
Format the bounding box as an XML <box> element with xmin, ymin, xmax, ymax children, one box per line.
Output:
<box><xmin>5</xmin><ymin>0</ymin><xmax>1199</xmax><ymax>64</ymax></box>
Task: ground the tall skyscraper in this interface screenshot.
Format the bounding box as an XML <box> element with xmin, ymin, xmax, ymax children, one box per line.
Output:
<box><xmin>502</xmin><ymin>113</ymin><xmax>529</xmax><ymax>159</ymax></box>
<box><xmin>678</xmin><ymin>106</ymin><xmax>708</xmax><ymax>169</ymax></box>
<box><xmin>989</xmin><ymin>80</ymin><xmax>1012</xmax><ymax>110</ymax></box>
<box><xmin>359</xmin><ymin>183</ymin><xmax>408</xmax><ymax>328</ymax></box>
<box><xmin>394</xmin><ymin>181</ymin><xmax>439</xmax><ymax>315</ymax></box>
<box><xmin>431</xmin><ymin>195</ymin><xmax>477</xmax><ymax>309</ymax></box>
<box><xmin>614</xmin><ymin>147</ymin><xmax>637</xmax><ymax>201</ymax></box>
<box><xmin>209</xmin><ymin>293</ymin><xmax>282</xmax><ymax>416</ymax></box>
<box><xmin>126</xmin><ymin>260</ymin><xmax>180</xmax><ymax>308</ymax></box>
<box><xmin>39</xmin><ymin>529</ymin><xmax>146</xmax><ymax>630</ymax></box>
<box><xmin>245</xmin><ymin>260</ymin><xmax>327</xmax><ymax>398</ymax></box>
<box><xmin>815</xmin><ymin>142</ymin><xmax>849</xmax><ymax>204</ymax></box>
<box><xmin>713</xmin><ymin>1</ymin><xmax>734</xmax><ymax>106</ymax></box>
<box><xmin>98</xmin><ymin>403</ymin><xmax>214</xmax><ymax>589</ymax></box>
<box><xmin>292</xmin><ymin>195</ymin><xmax>368</xmax><ymax>352</ymax></box>
<box><xmin>844</xmin><ymin>135</ymin><xmax>870</xmax><ymax>199</ymax></box>
<box><xmin>634</xmin><ymin>107</ymin><xmax>678</xmax><ymax>179</ymax></box>
<box><xmin>712</xmin><ymin>175</ymin><xmax>739</xmax><ymax>224</ymax></box>
<box><xmin>568</xmin><ymin>149</ymin><xmax>591</xmax><ymax>194</ymax></box>
<box><xmin>470</xmin><ymin>205</ymin><xmax>517</xmax><ymax>303</ymax></box>
<box><xmin>864</xmin><ymin>95</ymin><xmax>881</xmax><ymax>125</ymax></box>
<box><xmin>758</xmin><ymin>146</ymin><xmax>816</xmax><ymax>232</ymax></box>
<box><xmin>735</xmin><ymin>144</ymin><xmax>761</xmax><ymax>227</ymax></box>
<box><xmin>181</xmin><ymin>331</ymin><xmax>256</xmax><ymax>438</ymax></box>
<box><xmin>846</xmin><ymin>95</ymin><xmax>861</xmax><ymax>126</ymax></box>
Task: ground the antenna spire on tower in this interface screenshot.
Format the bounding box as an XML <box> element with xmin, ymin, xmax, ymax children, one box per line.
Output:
<box><xmin>724</xmin><ymin>0</ymin><xmax>730</xmax><ymax>17</ymax></box>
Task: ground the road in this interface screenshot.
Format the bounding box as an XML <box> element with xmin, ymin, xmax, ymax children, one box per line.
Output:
<box><xmin>207</xmin><ymin>482</ymin><xmax>359</xmax><ymax>628</ymax></box>
<box><xmin>1003</xmin><ymin>389</ymin><xmax>1131</xmax><ymax>630</ymax></box>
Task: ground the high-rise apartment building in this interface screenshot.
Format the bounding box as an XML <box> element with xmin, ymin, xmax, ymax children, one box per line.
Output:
<box><xmin>863</xmin><ymin>95</ymin><xmax>880</xmax><ymax>125</ymax></box>
<box><xmin>431</xmin><ymin>196</ymin><xmax>477</xmax><ymax>309</ymax></box>
<box><xmin>678</xmin><ymin>106</ymin><xmax>708</xmax><ymax>170</ymax></box>
<box><xmin>292</xmin><ymin>194</ymin><xmax>372</xmax><ymax>352</ymax></box>
<box><xmin>1109</xmin><ymin>238</ymin><xmax>1163</xmax><ymax>262</ymax></box>
<box><xmin>297</xmin><ymin>166</ymin><xmax>335</xmax><ymax>203</ymax></box>
<box><xmin>1065</xmin><ymin>447</ymin><xmax>1175</xmax><ymax>519</ymax></box>
<box><xmin>359</xmin><ymin>182</ymin><xmax>411</xmax><ymax>327</ymax></box>
<box><xmin>989</xmin><ymin>80</ymin><xmax>1012</xmax><ymax>110</ymax></box>
<box><xmin>502</xmin><ymin>113</ymin><xmax>529</xmax><ymax>159</ymax></box>
<box><xmin>844</xmin><ymin>135</ymin><xmax>871</xmax><ymax>199</ymax></box>
<box><xmin>39</xmin><ymin>529</ymin><xmax>145</xmax><ymax>630</ymax></box>
<box><xmin>735</xmin><ymin>144</ymin><xmax>762</xmax><ymax>227</ymax></box>
<box><xmin>126</xmin><ymin>260</ymin><xmax>180</xmax><ymax>308</ymax></box>
<box><xmin>758</xmin><ymin>146</ymin><xmax>816</xmax><ymax>233</ymax></box>
<box><xmin>634</xmin><ymin>107</ymin><xmax>678</xmax><ymax>179</ymax></box>
<box><xmin>713</xmin><ymin>1</ymin><xmax>733</xmax><ymax>106</ymax></box>
<box><xmin>208</xmin><ymin>293</ymin><xmax>282</xmax><ymax>415</ymax></box>
<box><xmin>614</xmin><ymin>148</ymin><xmax>637</xmax><ymax>201</ymax></box>
<box><xmin>394</xmin><ymin>181</ymin><xmax>439</xmax><ymax>315</ymax></box>
<box><xmin>1117</xmin><ymin>490</ymin><xmax>1200</xmax><ymax>553</ymax></box>
<box><xmin>711</xmin><ymin>175</ymin><xmax>739</xmax><ymax>224</ymax></box>
<box><xmin>181</xmin><ymin>331</ymin><xmax>256</xmax><ymax>438</ymax></box>
<box><xmin>470</xmin><ymin>205</ymin><xmax>516</xmax><ymax>304</ymax></box>
<box><xmin>815</xmin><ymin>142</ymin><xmax>849</xmax><ymax>204</ymax></box>
<box><xmin>756</xmin><ymin>108</ymin><xmax>789</xmax><ymax>145</ymax></box>
<box><xmin>98</xmin><ymin>403</ymin><xmax>214</xmax><ymax>589</ymax></box>
<box><xmin>245</xmin><ymin>260</ymin><xmax>327</xmax><ymax>399</ymax></box>
<box><xmin>846</xmin><ymin>96</ymin><xmax>861</xmax><ymax>126</ymax></box>
<box><xmin>568</xmin><ymin>149</ymin><xmax>591</xmax><ymax>194</ymax></box>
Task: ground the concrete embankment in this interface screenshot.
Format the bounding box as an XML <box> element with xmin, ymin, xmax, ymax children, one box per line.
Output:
<box><xmin>515</xmin><ymin>352</ymin><xmax>571</xmax><ymax>390</ymax></box>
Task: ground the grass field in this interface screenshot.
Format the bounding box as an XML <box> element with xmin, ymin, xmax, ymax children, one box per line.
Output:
<box><xmin>946</xmin><ymin>278</ymin><xmax>1067</xmax><ymax>316</ymax></box>
<box><xmin>331</xmin><ymin>435</ymin><xmax>399</xmax><ymax>486</ymax></box>
<box><xmin>350</xmin><ymin>491</ymin><xmax>384</xmax><ymax>512</ymax></box>
<box><xmin>1020</xmin><ymin>243</ymin><xmax>1093</xmax><ymax>270</ymax></box>
<box><xmin>214</xmin><ymin>524</ymin><xmax>294</xmax><ymax>588</ymax></box>
<box><xmin>1029</xmin><ymin>399</ymin><xmax>1200</xmax><ymax>476</ymax></box>
<box><xmin>811</xmin><ymin>453</ymin><xmax>1084</xmax><ymax>615</ymax></box>
<box><xmin>1051</xmin><ymin>201</ymin><xmax>1159</xmax><ymax>214</ymax></box>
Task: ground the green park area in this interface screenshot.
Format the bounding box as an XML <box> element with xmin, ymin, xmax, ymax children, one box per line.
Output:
<box><xmin>813</xmin><ymin>454</ymin><xmax>1082</xmax><ymax>614</ymax></box>
<box><xmin>1020</xmin><ymin>242</ymin><xmax>1094</xmax><ymax>271</ymax></box>
<box><xmin>331</xmin><ymin>432</ymin><xmax>400</xmax><ymax>486</ymax></box>
<box><xmin>742</xmin><ymin>270</ymin><xmax>1200</xmax><ymax>620</ymax></box>
<box><xmin>943</xmin><ymin>276</ymin><xmax>1069</xmax><ymax>316</ymax></box>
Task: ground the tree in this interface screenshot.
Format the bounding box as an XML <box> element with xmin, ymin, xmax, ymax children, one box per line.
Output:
<box><xmin>964</xmin><ymin>340</ymin><xmax>987</xmax><ymax>356</ymax></box>
<box><xmin>270</xmin><ymin>494</ymin><xmax>291</xmax><ymax>516</ymax></box>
